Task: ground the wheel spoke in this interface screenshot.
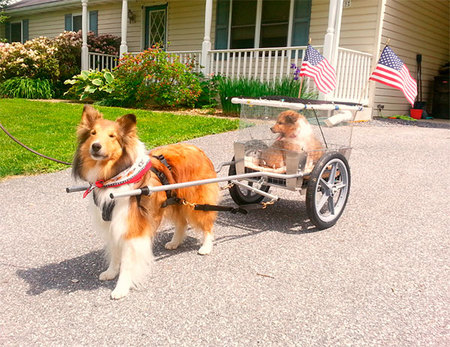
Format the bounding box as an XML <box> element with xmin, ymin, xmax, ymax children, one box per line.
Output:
<box><xmin>317</xmin><ymin>193</ymin><xmax>329</xmax><ymax>211</ymax></box>
<box><xmin>327</xmin><ymin>196</ymin><xmax>335</xmax><ymax>215</ymax></box>
<box><xmin>328</xmin><ymin>163</ymin><xmax>337</xmax><ymax>183</ymax></box>
<box><xmin>319</xmin><ymin>178</ymin><xmax>331</xmax><ymax>191</ymax></box>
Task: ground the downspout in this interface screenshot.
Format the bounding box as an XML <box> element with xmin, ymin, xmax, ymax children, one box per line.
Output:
<box><xmin>81</xmin><ymin>0</ymin><xmax>88</xmax><ymax>70</ymax></box>
<box><xmin>201</xmin><ymin>0</ymin><xmax>213</xmax><ymax>75</ymax></box>
<box><xmin>368</xmin><ymin>0</ymin><xmax>387</xmax><ymax>114</ymax></box>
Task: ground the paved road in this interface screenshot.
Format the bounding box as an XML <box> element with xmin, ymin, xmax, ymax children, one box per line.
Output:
<box><xmin>1</xmin><ymin>120</ymin><xmax>449</xmax><ymax>346</ymax></box>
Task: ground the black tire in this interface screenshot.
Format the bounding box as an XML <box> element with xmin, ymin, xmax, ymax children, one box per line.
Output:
<box><xmin>306</xmin><ymin>152</ymin><xmax>351</xmax><ymax>229</ymax></box>
<box><xmin>228</xmin><ymin>142</ymin><xmax>271</xmax><ymax>205</ymax></box>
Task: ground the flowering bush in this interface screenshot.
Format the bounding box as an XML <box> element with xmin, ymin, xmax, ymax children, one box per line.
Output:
<box><xmin>52</xmin><ymin>31</ymin><xmax>82</xmax><ymax>82</ymax></box>
<box><xmin>0</xmin><ymin>38</ymin><xmax>59</xmax><ymax>82</ymax></box>
<box><xmin>88</xmin><ymin>32</ymin><xmax>120</xmax><ymax>55</ymax></box>
<box><xmin>0</xmin><ymin>31</ymin><xmax>121</xmax><ymax>96</ymax></box>
<box><xmin>111</xmin><ymin>45</ymin><xmax>202</xmax><ymax>108</ymax></box>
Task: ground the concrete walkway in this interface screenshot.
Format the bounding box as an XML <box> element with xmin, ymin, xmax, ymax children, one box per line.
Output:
<box><xmin>1</xmin><ymin>121</ymin><xmax>449</xmax><ymax>345</ymax></box>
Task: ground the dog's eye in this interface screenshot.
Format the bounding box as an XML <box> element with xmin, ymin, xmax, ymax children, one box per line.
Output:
<box><xmin>109</xmin><ymin>134</ymin><xmax>115</xmax><ymax>138</ymax></box>
<box><xmin>91</xmin><ymin>130</ymin><xmax>96</xmax><ymax>135</ymax></box>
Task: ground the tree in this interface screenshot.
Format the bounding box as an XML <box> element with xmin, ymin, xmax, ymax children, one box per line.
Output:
<box><xmin>0</xmin><ymin>0</ymin><xmax>11</xmax><ymax>24</ymax></box>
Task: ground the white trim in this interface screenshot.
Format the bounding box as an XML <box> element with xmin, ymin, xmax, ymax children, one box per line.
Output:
<box><xmin>227</xmin><ymin>0</ymin><xmax>233</xmax><ymax>49</ymax></box>
<box><xmin>287</xmin><ymin>0</ymin><xmax>295</xmax><ymax>46</ymax></box>
<box><xmin>254</xmin><ymin>0</ymin><xmax>263</xmax><ymax>48</ymax></box>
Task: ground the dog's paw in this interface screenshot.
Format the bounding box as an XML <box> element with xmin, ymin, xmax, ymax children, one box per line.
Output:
<box><xmin>198</xmin><ymin>244</ymin><xmax>212</xmax><ymax>255</ymax></box>
<box><xmin>110</xmin><ymin>286</ymin><xmax>129</xmax><ymax>300</ymax></box>
<box><xmin>165</xmin><ymin>240</ymin><xmax>180</xmax><ymax>250</ymax></box>
<box><xmin>99</xmin><ymin>269</ymin><xmax>119</xmax><ymax>281</ymax></box>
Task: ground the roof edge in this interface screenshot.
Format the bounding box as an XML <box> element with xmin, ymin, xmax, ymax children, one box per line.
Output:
<box><xmin>5</xmin><ymin>0</ymin><xmax>82</xmax><ymax>15</ymax></box>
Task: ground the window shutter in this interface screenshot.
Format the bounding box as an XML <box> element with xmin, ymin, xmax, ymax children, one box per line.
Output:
<box><xmin>214</xmin><ymin>0</ymin><xmax>230</xmax><ymax>49</ymax></box>
<box><xmin>65</xmin><ymin>14</ymin><xmax>72</xmax><ymax>31</ymax></box>
<box><xmin>5</xmin><ymin>22</ymin><xmax>11</xmax><ymax>42</ymax></box>
<box><xmin>22</xmin><ymin>19</ymin><xmax>29</xmax><ymax>42</ymax></box>
<box><xmin>89</xmin><ymin>10</ymin><xmax>98</xmax><ymax>35</ymax></box>
<box><xmin>292</xmin><ymin>0</ymin><xmax>311</xmax><ymax>46</ymax></box>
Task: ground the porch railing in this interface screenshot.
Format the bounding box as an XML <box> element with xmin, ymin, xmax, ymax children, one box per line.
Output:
<box><xmin>208</xmin><ymin>46</ymin><xmax>315</xmax><ymax>82</ymax></box>
<box><xmin>88</xmin><ymin>52</ymin><xmax>119</xmax><ymax>71</ymax></box>
<box><xmin>334</xmin><ymin>47</ymin><xmax>373</xmax><ymax>104</ymax></box>
<box><xmin>88</xmin><ymin>46</ymin><xmax>372</xmax><ymax>105</ymax></box>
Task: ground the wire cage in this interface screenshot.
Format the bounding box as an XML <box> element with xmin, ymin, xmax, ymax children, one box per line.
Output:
<box><xmin>232</xmin><ymin>96</ymin><xmax>361</xmax><ymax>189</ymax></box>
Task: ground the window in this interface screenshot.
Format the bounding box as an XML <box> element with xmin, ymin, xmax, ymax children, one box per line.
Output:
<box><xmin>72</xmin><ymin>15</ymin><xmax>82</xmax><ymax>32</ymax></box>
<box><xmin>260</xmin><ymin>0</ymin><xmax>290</xmax><ymax>48</ymax></box>
<box><xmin>215</xmin><ymin>0</ymin><xmax>311</xmax><ymax>49</ymax></box>
<box><xmin>229</xmin><ymin>0</ymin><xmax>257</xmax><ymax>49</ymax></box>
<box><xmin>5</xmin><ymin>19</ymin><xmax>28</xmax><ymax>43</ymax></box>
<box><xmin>65</xmin><ymin>11</ymin><xmax>98</xmax><ymax>35</ymax></box>
<box><xmin>10</xmin><ymin>22</ymin><xmax>22</xmax><ymax>43</ymax></box>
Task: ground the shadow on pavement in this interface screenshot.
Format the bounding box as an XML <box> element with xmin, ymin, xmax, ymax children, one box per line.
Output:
<box><xmin>16</xmin><ymin>250</ymin><xmax>114</xmax><ymax>296</ymax></box>
<box><xmin>17</xmin><ymin>196</ymin><xmax>320</xmax><ymax>296</ymax></box>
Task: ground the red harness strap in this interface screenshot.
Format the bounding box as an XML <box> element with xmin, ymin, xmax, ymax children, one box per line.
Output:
<box><xmin>83</xmin><ymin>156</ymin><xmax>152</xmax><ymax>198</ymax></box>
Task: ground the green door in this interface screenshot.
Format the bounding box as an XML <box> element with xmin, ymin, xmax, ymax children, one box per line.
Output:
<box><xmin>145</xmin><ymin>5</ymin><xmax>168</xmax><ymax>49</ymax></box>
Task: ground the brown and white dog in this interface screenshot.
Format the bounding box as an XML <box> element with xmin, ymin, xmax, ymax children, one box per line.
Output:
<box><xmin>73</xmin><ymin>105</ymin><xmax>219</xmax><ymax>299</ymax></box>
<box><xmin>259</xmin><ymin>110</ymin><xmax>323</xmax><ymax>172</ymax></box>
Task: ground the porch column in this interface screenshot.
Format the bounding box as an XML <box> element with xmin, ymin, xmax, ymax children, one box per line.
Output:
<box><xmin>322</xmin><ymin>0</ymin><xmax>343</xmax><ymax>99</ymax></box>
<box><xmin>81</xmin><ymin>0</ymin><xmax>89</xmax><ymax>70</ymax></box>
<box><xmin>200</xmin><ymin>0</ymin><xmax>213</xmax><ymax>75</ymax></box>
<box><xmin>119</xmin><ymin>0</ymin><xmax>128</xmax><ymax>57</ymax></box>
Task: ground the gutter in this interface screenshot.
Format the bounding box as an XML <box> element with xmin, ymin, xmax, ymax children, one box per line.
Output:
<box><xmin>5</xmin><ymin>0</ymin><xmax>113</xmax><ymax>16</ymax></box>
<box><xmin>5</xmin><ymin>0</ymin><xmax>81</xmax><ymax>15</ymax></box>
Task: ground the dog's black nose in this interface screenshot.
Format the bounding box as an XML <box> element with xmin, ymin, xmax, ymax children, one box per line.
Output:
<box><xmin>91</xmin><ymin>143</ymin><xmax>102</xmax><ymax>152</ymax></box>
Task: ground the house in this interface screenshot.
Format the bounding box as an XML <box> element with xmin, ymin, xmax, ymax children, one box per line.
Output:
<box><xmin>1</xmin><ymin>0</ymin><xmax>449</xmax><ymax>118</ymax></box>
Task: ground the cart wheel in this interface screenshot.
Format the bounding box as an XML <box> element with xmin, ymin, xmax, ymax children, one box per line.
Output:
<box><xmin>306</xmin><ymin>152</ymin><xmax>350</xmax><ymax>229</ymax></box>
<box><xmin>228</xmin><ymin>156</ymin><xmax>270</xmax><ymax>205</ymax></box>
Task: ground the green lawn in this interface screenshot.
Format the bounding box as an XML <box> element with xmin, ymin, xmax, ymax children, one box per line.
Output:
<box><xmin>0</xmin><ymin>99</ymin><xmax>239</xmax><ymax>179</ymax></box>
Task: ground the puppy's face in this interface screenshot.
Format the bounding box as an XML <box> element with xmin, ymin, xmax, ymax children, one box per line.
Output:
<box><xmin>270</xmin><ymin>110</ymin><xmax>302</xmax><ymax>136</ymax></box>
<box><xmin>76</xmin><ymin>106</ymin><xmax>136</xmax><ymax>162</ymax></box>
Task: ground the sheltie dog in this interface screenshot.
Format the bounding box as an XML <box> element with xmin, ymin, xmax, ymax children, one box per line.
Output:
<box><xmin>259</xmin><ymin>110</ymin><xmax>323</xmax><ymax>172</ymax></box>
<box><xmin>73</xmin><ymin>105</ymin><xmax>219</xmax><ymax>299</ymax></box>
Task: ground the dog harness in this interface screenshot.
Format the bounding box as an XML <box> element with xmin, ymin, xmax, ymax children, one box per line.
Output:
<box><xmin>83</xmin><ymin>155</ymin><xmax>152</xmax><ymax>199</ymax></box>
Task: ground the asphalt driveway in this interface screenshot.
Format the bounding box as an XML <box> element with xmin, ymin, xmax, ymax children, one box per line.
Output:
<box><xmin>1</xmin><ymin>120</ymin><xmax>449</xmax><ymax>346</ymax></box>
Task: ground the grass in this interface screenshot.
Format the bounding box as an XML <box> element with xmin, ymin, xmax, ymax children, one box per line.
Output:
<box><xmin>0</xmin><ymin>99</ymin><xmax>239</xmax><ymax>179</ymax></box>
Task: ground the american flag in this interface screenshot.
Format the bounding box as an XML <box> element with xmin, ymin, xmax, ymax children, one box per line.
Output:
<box><xmin>370</xmin><ymin>46</ymin><xmax>417</xmax><ymax>105</ymax></box>
<box><xmin>299</xmin><ymin>45</ymin><xmax>337</xmax><ymax>94</ymax></box>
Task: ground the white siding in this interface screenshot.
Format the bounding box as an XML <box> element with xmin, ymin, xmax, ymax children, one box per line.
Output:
<box><xmin>375</xmin><ymin>0</ymin><xmax>449</xmax><ymax>116</ymax></box>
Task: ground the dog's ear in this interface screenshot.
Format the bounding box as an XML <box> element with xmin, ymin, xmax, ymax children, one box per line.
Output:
<box><xmin>116</xmin><ymin>113</ymin><xmax>137</xmax><ymax>136</ymax></box>
<box><xmin>284</xmin><ymin>111</ymin><xmax>300</xmax><ymax>124</ymax></box>
<box><xmin>81</xmin><ymin>105</ymin><xmax>103</xmax><ymax>128</ymax></box>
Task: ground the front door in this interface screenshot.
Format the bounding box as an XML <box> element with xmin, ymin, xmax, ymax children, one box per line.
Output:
<box><xmin>145</xmin><ymin>5</ymin><xmax>167</xmax><ymax>49</ymax></box>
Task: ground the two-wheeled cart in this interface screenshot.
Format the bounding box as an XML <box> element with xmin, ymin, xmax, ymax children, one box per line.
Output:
<box><xmin>68</xmin><ymin>97</ymin><xmax>362</xmax><ymax>229</ymax></box>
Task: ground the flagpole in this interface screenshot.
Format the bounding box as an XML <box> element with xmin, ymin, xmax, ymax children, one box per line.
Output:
<box><xmin>350</xmin><ymin>38</ymin><xmax>391</xmax><ymax>147</ymax></box>
<box><xmin>298</xmin><ymin>38</ymin><xmax>312</xmax><ymax>99</ymax></box>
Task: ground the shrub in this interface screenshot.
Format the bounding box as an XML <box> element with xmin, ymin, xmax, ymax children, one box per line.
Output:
<box><xmin>0</xmin><ymin>38</ymin><xmax>59</xmax><ymax>82</ymax></box>
<box><xmin>64</xmin><ymin>69</ymin><xmax>115</xmax><ymax>101</ymax></box>
<box><xmin>0</xmin><ymin>77</ymin><xmax>54</xmax><ymax>99</ymax></box>
<box><xmin>111</xmin><ymin>45</ymin><xmax>202</xmax><ymax>108</ymax></box>
<box><xmin>195</xmin><ymin>74</ymin><xmax>222</xmax><ymax>108</ymax></box>
<box><xmin>88</xmin><ymin>32</ymin><xmax>120</xmax><ymax>55</ymax></box>
<box><xmin>217</xmin><ymin>77</ymin><xmax>318</xmax><ymax>114</ymax></box>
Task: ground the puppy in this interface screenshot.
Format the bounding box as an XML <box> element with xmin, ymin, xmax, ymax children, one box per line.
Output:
<box><xmin>73</xmin><ymin>105</ymin><xmax>219</xmax><ymax>299</ymax></box>
<box><xmin>259</xmin><ymin>110</ymin><xmax>323</xmax><ymax>172</ymax></box>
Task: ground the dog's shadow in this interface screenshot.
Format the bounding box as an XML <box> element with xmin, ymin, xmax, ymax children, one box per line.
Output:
<box><xmin>16</xmin><ymin>250</ymin><xmax>113</xmax><ymax>296</ymax></box>
<box><xmin>17</xmin><ymin>197</ymin><xmax>319</xmax><ymax>296</ymax></box>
